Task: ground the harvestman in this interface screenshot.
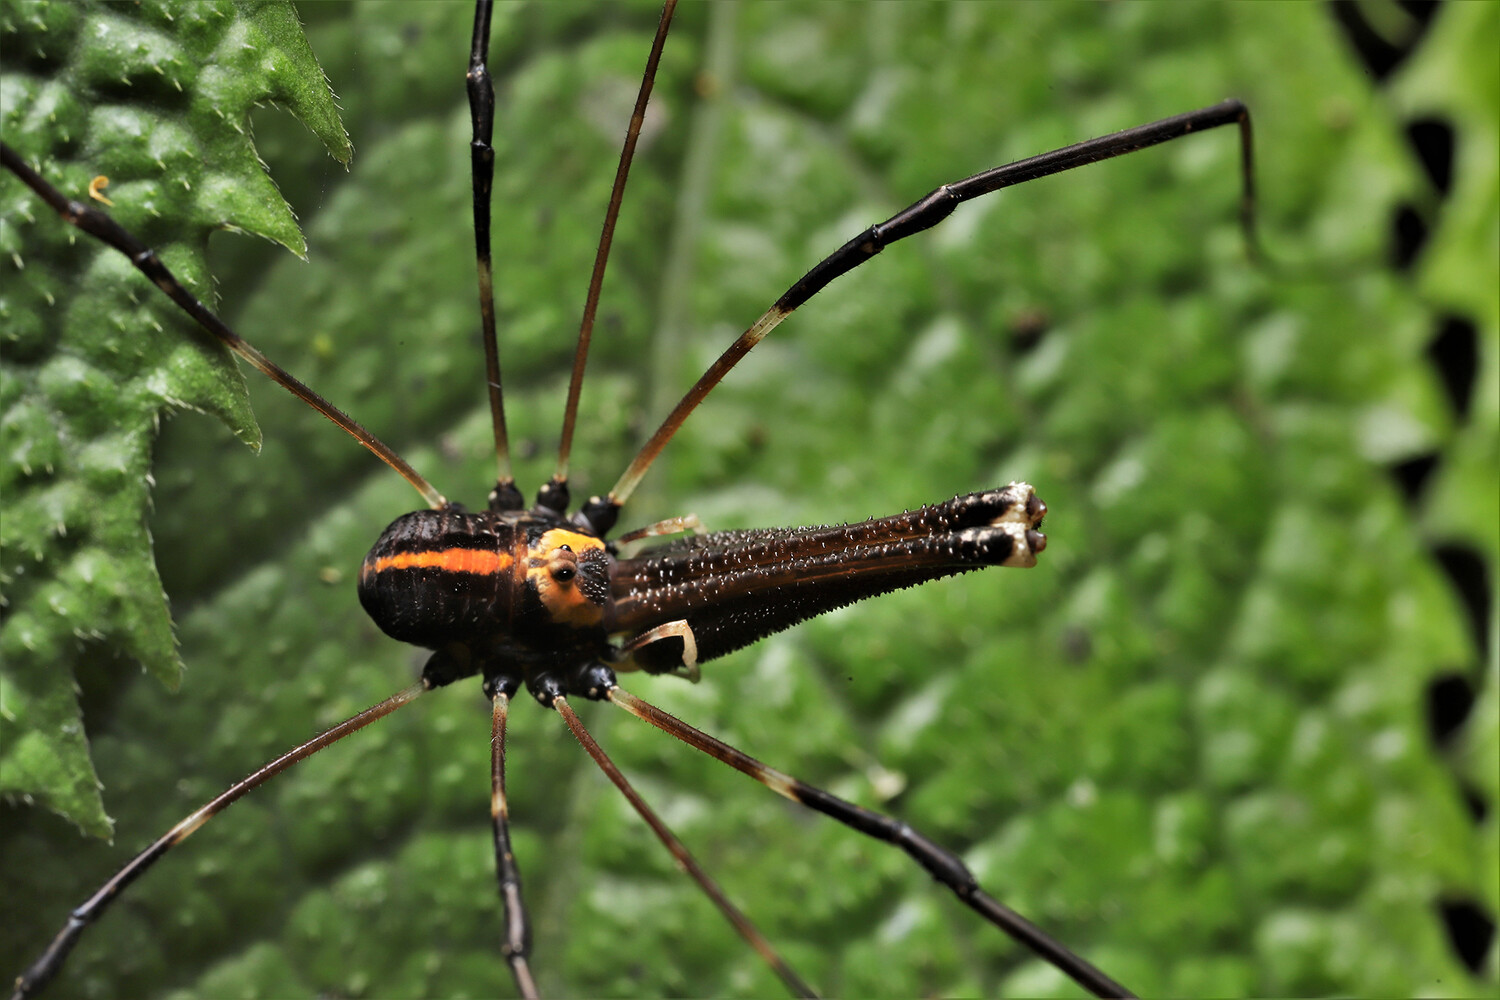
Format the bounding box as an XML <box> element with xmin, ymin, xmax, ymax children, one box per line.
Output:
<box><xmin>5</xmin><ymin>2</ymin><xmax>1258</xmax><ymax>997</ymax></box>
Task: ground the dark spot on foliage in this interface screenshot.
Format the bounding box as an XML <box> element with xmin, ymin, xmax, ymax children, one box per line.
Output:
<box><xmin>1327</xmin><ymin>0</ymin><xmax>1439</xmax><ymax>81</ymax></box>
<box><xmin>1424</xmin><ymin>671</ymin><xmax>1474</xmax><ymax>748</ymax></box>
<box><xmin>1391</xmin><ymin>203</ymin><xmax>1427</xmax><ymax>271</ymax></box>
<box><xmin>1406</xmin><ymin>117</ymin><xmax>1455</xmax><ymax>194</ymax></box>
<box><xmin>1437</xmin><ymin>897</ymin><xmax>1497</xmax><ymax>973</ymax></box>
<box><xmin>1388</xmin><ymin>453</ymin><xmax>1437</xmax><ymax>505</ymax></box>
<box><xmin>1427</xmin><ymin>315</ymin><xmax>1478</xmax><ymax>420</ymax></box>
<box><xmin>1433</xmin><ymin>543</ymin><xmax>1491</xmax><ymax>665</ymax></box>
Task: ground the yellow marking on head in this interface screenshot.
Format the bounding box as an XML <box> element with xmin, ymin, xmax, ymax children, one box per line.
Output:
<box><xmin>527</xmin><ymin>529</ymin><xmax>607</xmax><ymax>627</ymax></box>
<box><xmin>534</xmin><ymin>529</ymin><xmax>605</xmax><ymax>558</ymax></box>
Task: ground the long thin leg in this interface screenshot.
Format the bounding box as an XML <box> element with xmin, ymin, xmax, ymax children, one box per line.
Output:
<box><xmin>552</xmin><ymin>696</ymin><xmax>817</xmax><ymax>999</ymax></box>
<box><xmin>466</xmin><ymin>0</ymin><xmax>522</xmax><ymax>511</ymax></box>
<box><xmin>10</xmin><ymin>682</ymin><xmax>428</xmax><ymax>1000</ymax></box>
<box><xmin>593</xmin><ymin>100</ymin><xmax>1255</xmax><ymax>523</ymax></box>
<box><xmin>0</xmin><ymin>144</ymin><xmax>447</xmax><ymax>511</ymax></box>
<box><xmin>608</xmin><ymin>687</ymin><xmax>1134</xmax><ymax>1000</ymax></box>
<box><xmin>488</xmin><ymin>690</ymin><xmax>538</xmax><ymax>999</ymax></box>
<box><xmin>542</xmin><ymin>0</ymin><xmax>679</xmax><ymax>514</ymax></box>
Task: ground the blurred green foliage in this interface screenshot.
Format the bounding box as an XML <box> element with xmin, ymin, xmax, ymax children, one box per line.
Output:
<box><xmin>1</xmin><ymin>2</ymin><xmax>1494</xmax><ymax>998</ymax></box>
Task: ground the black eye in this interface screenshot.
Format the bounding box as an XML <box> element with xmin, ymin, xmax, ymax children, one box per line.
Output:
<box><xmin>553</xmin><ymin>565</ymin><xmax>575</xmax><ymax>582</ymax></box>
<box><xmin>558</xmin><ymin>544</ymin><xmax>572</xmax><ymax>552</ymax></box>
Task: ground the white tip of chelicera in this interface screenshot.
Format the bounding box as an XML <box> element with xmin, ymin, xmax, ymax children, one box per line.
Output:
<box><xmin>990</xmin><ymin>482</ymin><xmax>1046</xmax><ymax>567</ymax></box>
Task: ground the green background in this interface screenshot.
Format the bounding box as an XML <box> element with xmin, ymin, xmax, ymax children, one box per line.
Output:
<box><xmin>2</xmin><ymin>2</ymin><xmax>1495</xmax><ymax>997</ymax></box>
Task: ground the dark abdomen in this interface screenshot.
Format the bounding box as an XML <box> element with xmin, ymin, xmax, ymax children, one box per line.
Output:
<box><xmin>357</xmin><ymin>507</ymin><xmax>520</xmax><ymax>650</ymax></box>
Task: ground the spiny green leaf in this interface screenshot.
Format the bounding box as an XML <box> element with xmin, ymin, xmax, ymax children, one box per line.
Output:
<box><xmin>0</xmin><ymin>0</ymin><xmax>347</xmax><ymax>836</ymax></box>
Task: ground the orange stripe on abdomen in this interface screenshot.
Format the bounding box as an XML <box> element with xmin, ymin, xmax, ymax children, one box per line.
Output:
<box><xmin>370</xmin><ymin>548</ymin><xmax>513</xmax><ymax>576</ymax></box>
